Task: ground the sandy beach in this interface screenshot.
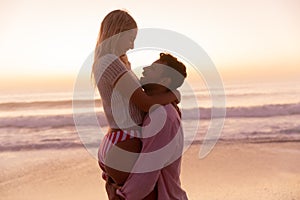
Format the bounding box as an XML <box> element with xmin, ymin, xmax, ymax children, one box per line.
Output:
<box><xmin>1</xmin><ymin>142</ymin><xmax>299</xmax><ymax>200</ymax></box>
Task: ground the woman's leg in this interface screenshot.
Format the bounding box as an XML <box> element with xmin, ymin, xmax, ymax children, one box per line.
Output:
<box><xmin>105</xmin><ymin>137</ymin><xmax>142</xmax><ymax>185</ymax></box>
<box><xmin>105</xmin><ymin>138</ymin><xmax>158</xmax><ymax>199</ymax></box>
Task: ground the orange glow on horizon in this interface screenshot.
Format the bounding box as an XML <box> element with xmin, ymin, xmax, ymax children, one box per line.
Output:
<box><xmin>1</xmin><ymin>0</ymin><xmax>300</xmax><ymax>91</ymax></box>
<box><xmin>0</xmin><ymin>74</ymin><xmax>76</xmax><ymax>93</ymax></box>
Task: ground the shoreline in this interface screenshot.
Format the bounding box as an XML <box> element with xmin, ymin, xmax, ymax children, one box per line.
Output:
<box><xmin>1</xmin><ymin>142</ymin><xmax>300</xmax><ymax>200</ymax></box>
<box><xmin>2</xmin><ymin>138</ymin><xmax>300</xmax><ymax>153</ymax></box>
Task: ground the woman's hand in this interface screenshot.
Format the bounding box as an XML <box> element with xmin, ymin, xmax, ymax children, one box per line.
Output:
<box><xmin>120</xmin><ymin>54</ymin><xmax>131</xmax><ymax>70</ymax></box>
<box><xmin>172</xmin><ymin>89</ymin><xmax>181</xmax><ymax>104</ymax></box>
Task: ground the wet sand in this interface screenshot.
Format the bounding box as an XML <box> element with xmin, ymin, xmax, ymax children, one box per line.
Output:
<box><xmin>1</xmin><ymin>142</ymin><xmax>300</xmax><ymax>200</ymax></box>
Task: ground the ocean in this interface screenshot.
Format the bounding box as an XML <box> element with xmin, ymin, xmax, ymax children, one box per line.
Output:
<box><xmin>1</xmin><ymin>80</ymin><xmax>300</xmax><ymax>153</ymax></box>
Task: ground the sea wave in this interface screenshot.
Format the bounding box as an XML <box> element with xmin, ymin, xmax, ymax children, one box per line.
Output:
<box><xmin>183</xmin><ymin>102</ymin><xmax>300</xmax><ymax>119</ymax></box>
<box><xmin>0</xmin><ymin>99</ymin><xmax>102</xmax><ymax>110</ymax></box>
<box><xmin>0</xmin><ymin>113</ymin><xmax>108</xmax><ymax>128</ymax></box>
<box><xmin>1</xmin><ymin>91</ymin><xmax>297</xmax><ymax>111</ymax></box>
<box><xmin>1</xmin><ymin>134</ymin><xmax>299</xmax><ymax>152</ymax></box>
<box><xmin>0</xmin><ymin>103</ymin><xmax>300</xmax><ymax>128</ymax></box>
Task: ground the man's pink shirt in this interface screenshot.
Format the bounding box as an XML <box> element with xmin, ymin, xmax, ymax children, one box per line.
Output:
<box><xmin>117</xmin><ymin>104</ymin><xmax>188</xmax><ymax>200</ymax></box>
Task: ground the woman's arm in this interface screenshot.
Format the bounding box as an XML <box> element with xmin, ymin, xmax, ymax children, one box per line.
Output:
<box><xmin>97</xmin><ymin>55</ymin><xmax>180</xmax><ymax>112</ymax></box>
<box><xmin>114</xmin><ymin>71</ymin><xmax>180</xmax><ymax>112</ymax></box>
<box><xmin>131</xmin><ymin>87</ymin><xmax>180</xmax><ymax>112</ymax></box>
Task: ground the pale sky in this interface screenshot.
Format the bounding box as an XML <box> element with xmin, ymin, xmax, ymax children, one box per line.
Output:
<box><xmin>0</xmin><ymin>0</ymin><xmax>299</xmax><ymax>91</ymax></box>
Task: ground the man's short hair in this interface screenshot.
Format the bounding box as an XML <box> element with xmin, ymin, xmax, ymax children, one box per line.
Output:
<box><xmin>159</xmin><ymin>53</ymin><xmax>187</xmax><ymax>90</ymax></box>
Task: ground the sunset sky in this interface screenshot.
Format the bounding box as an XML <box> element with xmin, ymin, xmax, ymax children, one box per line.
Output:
<box><xmin>0</xmin><ymin>0</ymin><xmax>299</xmax><ymax>92</ymax></box>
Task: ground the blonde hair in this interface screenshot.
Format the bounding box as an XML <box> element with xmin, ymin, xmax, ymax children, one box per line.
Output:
<box><xmin>92</xmin><ymin>10</ymin><xmax>137</xmax><ymax>82</ymax></box>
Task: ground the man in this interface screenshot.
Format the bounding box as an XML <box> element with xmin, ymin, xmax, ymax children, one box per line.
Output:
<box><xmin>108</xmin><ymin>53</ymin><xmax>188</xmax><ymax>200</ymax></box>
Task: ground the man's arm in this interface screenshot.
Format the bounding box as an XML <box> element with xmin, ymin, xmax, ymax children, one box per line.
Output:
<box><xmin>116</xmin><ymin>106</ymin><xmax>179</xmax><ymax>200</ymax></box>
<box><xmin>106</xmin><ymin>181</ymin><xmax>124</xmax><ymax>200</ymax></box>
<box><xmin>116</xmin><ymin>159</ymin><xmax>161</xmax><ymax>200</ymax></box>
<box><xmin>116</xmin><ymin>120</ymin><xmax>163</xmax><ymax>200</ymax></box>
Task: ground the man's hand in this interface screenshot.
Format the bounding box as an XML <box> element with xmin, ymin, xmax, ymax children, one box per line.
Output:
<box><xmin>105</xmin><ymin>181</ymin><xmax>124</xmax><ymax>200</ymax></box>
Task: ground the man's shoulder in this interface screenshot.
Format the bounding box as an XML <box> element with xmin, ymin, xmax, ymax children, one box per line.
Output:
<box><xmin>164</xmin><ymin>103</ymin><xmax>178</xmax><ymax>113</ymax></box>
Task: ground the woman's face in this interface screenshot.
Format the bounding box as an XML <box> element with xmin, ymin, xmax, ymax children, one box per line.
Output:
<box><xmin>116</xmin><ymin>29</ymin><xmax>137</xmax><ymax>55</ymax></box>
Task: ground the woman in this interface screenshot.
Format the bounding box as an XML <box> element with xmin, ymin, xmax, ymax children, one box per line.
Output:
<box><xmin>92</xmin><ymin>10</ymin><xmax>179</xmax><ymax>199</ymax></box>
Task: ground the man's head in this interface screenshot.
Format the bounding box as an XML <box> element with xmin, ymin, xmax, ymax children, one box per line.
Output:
<box><xmin>140</xmin><ymin>53</ymin><xmax>187</xmax><ymax>93</ymax></box>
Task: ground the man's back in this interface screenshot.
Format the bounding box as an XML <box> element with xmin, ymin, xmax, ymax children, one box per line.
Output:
<box><xmin>149</xmin><ymin>104</ymin><xmax>187</xmax><ymax>200</ymax></box>
<box><xmin>117</xmin><ymin>104</ymin><xmax>188</xmax><ymax>200</ymax></box>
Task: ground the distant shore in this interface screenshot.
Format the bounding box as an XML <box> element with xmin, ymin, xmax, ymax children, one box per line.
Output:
<box><xmin>1</xmin><ymin>142</ymin><xmax>299</xmax><ymax>200</ymax></box>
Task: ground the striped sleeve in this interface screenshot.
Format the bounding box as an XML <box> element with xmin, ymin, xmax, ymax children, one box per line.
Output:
<box><xmin>98</xmin><ymin>54</ymin><xmax>128</xmax><ymax>86</ymax></box>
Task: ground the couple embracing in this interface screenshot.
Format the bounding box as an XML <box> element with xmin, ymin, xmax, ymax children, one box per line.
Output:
<box><xmin>92</xmin><ymin>9</ymin><xmax>188</xmax><ymax>200</ymax></box>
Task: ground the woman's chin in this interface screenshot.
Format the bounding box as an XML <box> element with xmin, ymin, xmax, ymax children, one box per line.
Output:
<box><xmin>140</xmin><ymin>77</ymin><xmax>146</xmax><ymax>84</ymax></box>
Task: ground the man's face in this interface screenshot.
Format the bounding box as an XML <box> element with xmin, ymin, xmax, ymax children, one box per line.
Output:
<box><xmin>140</xmin><ymin>60</ymin><xmax>165</xmax><ymax>87</ymax></box>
